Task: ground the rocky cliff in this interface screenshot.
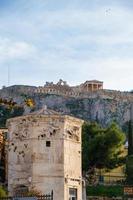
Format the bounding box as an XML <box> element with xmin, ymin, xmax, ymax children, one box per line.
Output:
<box><xmin>0</xmin><ymin>85</ymin><xmax>132</xmax><ymax>132</ymax></box>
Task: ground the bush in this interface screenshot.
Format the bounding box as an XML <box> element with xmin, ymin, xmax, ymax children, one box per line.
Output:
<box><xmin>87</xmin><ymin>185</ymin><xmax>123</xmax><ymax>197</ymax></box>
<box><xmin>0</xmin><ymin>186</ymin><xmax>7</xmax><ymax>197</ymax></box>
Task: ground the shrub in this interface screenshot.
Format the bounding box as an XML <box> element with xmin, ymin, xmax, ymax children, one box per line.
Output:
<box><xmin>87</xmin><ymin>185</ymin><xmax>123</xmax><ymax>197</ymax></box>
<box><xmin>0</xmin><ymin>186</ymin><xmax>7</xmax><ymax>197</ymax></box>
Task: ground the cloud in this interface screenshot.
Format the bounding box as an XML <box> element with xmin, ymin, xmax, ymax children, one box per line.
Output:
<box><xmin>0</xmin><ymin>37</ymin><xmax>36</xmax><ymax>63</ymax></box>
<box><xmin>0</xmin><ymin>0</ymin><xmax>133</xmax><ymax>90</ymax></box>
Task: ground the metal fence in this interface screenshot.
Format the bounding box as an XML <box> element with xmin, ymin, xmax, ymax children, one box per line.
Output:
<box><xmin>0</xmin><ymin>191</ymin><xmax>53</xmax><ymax>200</ymax></box>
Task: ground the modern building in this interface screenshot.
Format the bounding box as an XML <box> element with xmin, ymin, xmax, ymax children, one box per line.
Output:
<box><xmin>7</xmin><ymin>107</ymin><xmax>84</xmax><ymax>200</ymax></box>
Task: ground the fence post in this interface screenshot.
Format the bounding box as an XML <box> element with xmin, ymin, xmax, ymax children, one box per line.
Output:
<box><xmin>51</xmin><ymin>190</ymin><xmax>53</xmax><ymax>200</ymax></box>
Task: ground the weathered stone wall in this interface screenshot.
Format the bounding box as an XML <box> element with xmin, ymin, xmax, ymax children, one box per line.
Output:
<box><xmin>7</xmin><ymin>115</ymin><xmax>65</xmax><ymax>199</ymax></box>
<box><xmin>7</xmin><ymin>112</ymin><xmax>83</xmax><ymax>200</ymax></box>
<box><xmin>64</xmin><ymin>117</ymin><xmax>83</xmax><ymax>200</ymax></box>
<box><xmin>7</xmin><ymin>117</ymin><xmax>34</xmax><ymax>195</ymax></box>
<box><xmin>1</xmin><ymin>83</ymin><xmax>133</xmax><ymax>100</ymax></box>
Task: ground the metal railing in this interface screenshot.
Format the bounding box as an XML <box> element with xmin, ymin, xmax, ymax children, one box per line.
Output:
<box><xmin>0</xmin><ymin>191</ymin><xmax>53</xmax><ymax>200</ymax></box>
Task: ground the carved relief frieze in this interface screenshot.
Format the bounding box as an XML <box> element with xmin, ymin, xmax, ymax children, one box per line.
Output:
<box><xmin>65</xmin><ymin>125</ymin><xmax>80</xmax><ymax>141</ymax></box>
<box><xmin>38</xmin><ymin>123</ymin><xmax>60</xmax><ymax>139</ymax></box>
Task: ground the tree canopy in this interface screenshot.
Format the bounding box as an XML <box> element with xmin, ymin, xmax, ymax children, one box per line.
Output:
<box><xmin>82</xmin><ymin>122</ymin><xmax>126</xmax><ymax>172</ymax></box>
<box><xmin>0</xmin><ymin>105</ymin><xmax>24</xmax><ymax>128</ymax></box>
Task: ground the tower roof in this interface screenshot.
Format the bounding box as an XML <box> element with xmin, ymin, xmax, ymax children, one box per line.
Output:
<box><xmin>29</xmin><ymin>105</ymin><xmax>60</xmax><ymax>116</ymax></box>
<box><xmin>6</xmin><ymin>105</ymin><xmax>84</xmax><ymax>125</ymax></box>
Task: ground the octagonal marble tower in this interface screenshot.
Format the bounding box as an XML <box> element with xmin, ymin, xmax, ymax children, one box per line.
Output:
<box><xmin>7</xmin><ymin>107</ymin><xmax>84</xmax><ymax>200</ymax></box>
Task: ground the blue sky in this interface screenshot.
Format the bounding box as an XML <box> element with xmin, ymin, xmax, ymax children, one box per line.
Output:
<box><xmin>0</xmin><ymin>0</ymin><xmax>133</xmax><ymax>91</ymax></box>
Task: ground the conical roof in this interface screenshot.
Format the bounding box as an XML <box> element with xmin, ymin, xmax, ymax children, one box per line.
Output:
<box><xmin>29</xmin><ymin>105</ymin><xmax>60</xmax><ymax>116</ymax></box>
<box><xmin>7</xmin><ymin>105</ymin><xmax>84</xmax><ymax>125</ymax></box>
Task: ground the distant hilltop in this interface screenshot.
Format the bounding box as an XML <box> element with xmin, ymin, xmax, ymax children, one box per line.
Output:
<box><xmin>0</xmin><ymin>79</ymin><xmax>133</xmax><ymax>130</ymax></box>
<box><xmin>35</xmin><ymin>79</ymin><xmax>103</xmax><ymax>97</ymax></box>
<box><xmin>1</xmin><ymin>79</ymin><xmax>103</xmax><ymax>97</ymax></box>
<box><xmin>0</xmin><ymin>79</ymin><xmax>133</xmax><ymax>101</ymax></box>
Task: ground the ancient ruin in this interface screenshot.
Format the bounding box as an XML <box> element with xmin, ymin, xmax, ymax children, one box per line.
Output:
<box><xmin>34</xmin><ymin>79</ymin><xmax>103</xmax><ymax>97</ymax></box>
<box><xmin>7</xmin><ymin>107</ymin><xmax>84</xmax><ymax>200</ymax></box>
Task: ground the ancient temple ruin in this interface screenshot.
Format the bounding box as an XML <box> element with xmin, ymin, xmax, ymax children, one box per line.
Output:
<box><xmin>34</xmin><ymin>79</ymin><xmax>103</xmax><ymax>97</ymax></box>
<box><xmin>7</xmin><ymin>107</ymin><xmax>84</xmax><ymax>200</ymax></box>
<box><xmin>80</xmin><ymin>80</ymin><xmax>103</xmax><ymax>92</ymax></box>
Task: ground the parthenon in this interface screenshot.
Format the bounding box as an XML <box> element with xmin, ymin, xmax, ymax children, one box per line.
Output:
<box><xmin>81</xmin><ymin>80</ymin><xmax>103</xmax><ymax>92</ymax></box>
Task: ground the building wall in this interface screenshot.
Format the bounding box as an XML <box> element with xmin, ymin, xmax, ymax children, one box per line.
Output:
<box><xmin>7</xmin><ymin>118</ymin><xmax>33</xmax><ymax>194</ymax></box>
<box><xmin>7</xmin><ymin>114</ymin><xmax>83</xmax><ymax>200</ymax></box>
<box><xmin>64</xmin><ymin>117</ymin><xmax>82</xmax><ymax>200</ymax></box>
<box><xmin>31</xmin><ymin>117</ymin><xmax>65</xmax><ymax>200</ymax></box>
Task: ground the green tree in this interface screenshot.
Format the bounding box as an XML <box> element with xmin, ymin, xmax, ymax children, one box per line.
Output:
<box><xmin>0</xmin><ymin>105</ymin><xmax>24</xmax><ymax>128</ymax></box>
<box><xmin>82</xmin><ymin>122</ymin><xmax>126</xmax><ymax>172</ymax></box>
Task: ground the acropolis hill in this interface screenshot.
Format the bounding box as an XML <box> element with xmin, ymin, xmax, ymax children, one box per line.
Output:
<box><xmin>1</xmin><ymin>79</ymin><xmax>133</xmax><ymax>99</ymax></box>
<box><xmin>0</xmin><ymin>79</ymin><xmax>133</xmax><ymax>131</ymax></box>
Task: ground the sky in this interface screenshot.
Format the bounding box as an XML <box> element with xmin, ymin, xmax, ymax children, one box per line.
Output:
<box><xmin>0</xmin><ymin>0</ymin><xmax>133</xmax><ymax>91</ymax></box>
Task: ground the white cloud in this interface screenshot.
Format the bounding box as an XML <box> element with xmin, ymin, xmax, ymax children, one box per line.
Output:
<box><xmin>0</xmin><ymin>37</ymin><xmax>36</xmax><ymax>63</ymax></box>
<box><xmin>69</xmin><ymin>57</ymin><xmax>133</xmax><ymax>91</ymax></box>
<box><xmin>0</xmin><ymin>1</ymin><xmax>133</xmax><ymax>90</ymax></box>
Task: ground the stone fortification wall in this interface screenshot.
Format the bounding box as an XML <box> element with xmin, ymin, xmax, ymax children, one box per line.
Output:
<box><xmin>0</xmin><ymin>85</ymin><xmax>36</xmax><ymax>98</ymax></box>
<box><xmin>34</xmin><ymin>86</ymin><xmax>133</xmax><ymax>101</ymax></box>
<box><xmin>1</xmin><ymin>81</ymin><xmax>133</xmax><ymax>102</ymax></box>
<box><xmin>32</xmin><ymin>80</ymin><xmax>133</xmax><ymax>101</ymax></box>
<box><xmin>1</xmin><ymin>85</ymin><xmax>133</xmax><ymax>101</ymax></box>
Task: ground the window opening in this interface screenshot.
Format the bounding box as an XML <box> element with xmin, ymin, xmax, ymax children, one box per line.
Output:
<box><xmin>69</xmin><ymin>188</ymin><xmax>77</xmax><ymax>200</ymax></box>
<box><xmin>46</xmin><ymin>141</ymin><xmax>51</xmax><ymax>147</ymax></box>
